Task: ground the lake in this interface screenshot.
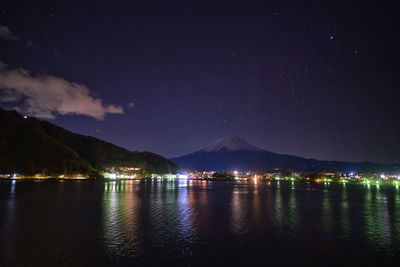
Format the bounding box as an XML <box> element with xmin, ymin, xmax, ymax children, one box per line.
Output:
<box><xmin>0</xmin><ymin>179</ymin><xmax>399</xmax><ymax>266</ymax></box>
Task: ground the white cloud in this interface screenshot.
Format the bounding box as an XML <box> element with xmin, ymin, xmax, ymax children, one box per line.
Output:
<box><xmin>0</xmin><ymin>60</ymin><xmax>124</xmax><ymax>120</ymax></box>
<box><xmin>0</xmin><ymin>25</ymin><xmax>19</xmax><ymax>41</ymax></box>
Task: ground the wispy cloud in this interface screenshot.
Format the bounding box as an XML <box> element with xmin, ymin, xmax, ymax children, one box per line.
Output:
<box><xmin>0</xmin><ymin>60</ymin><xmax>124</xmax><ymax>120</ymax></box>
<box><xmin>0</xmin><ymin>25</ymin><xmax>19</xmax><ymax>41</ymax></box>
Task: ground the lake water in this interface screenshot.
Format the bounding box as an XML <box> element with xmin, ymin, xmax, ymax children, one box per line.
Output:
<box><xmin>1</xmin><ymin>179</ymin><xmax>399</xmax><ymax>266</ymax></box>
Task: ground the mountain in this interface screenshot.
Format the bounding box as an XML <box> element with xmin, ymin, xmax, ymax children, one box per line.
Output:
<box><xmin>203</xmin><ymin>136</ymin><xmax>264</xmax><ymax>152</ymax></box>
<box><xmin>171</xmin><ymin>136</ymin><xmax>396</xmax><ymax>172</ymax></box>
<box><xmin>0</xmin><ymin>108</ymin><xmax>178</xmax><ymax>176</ymax></box>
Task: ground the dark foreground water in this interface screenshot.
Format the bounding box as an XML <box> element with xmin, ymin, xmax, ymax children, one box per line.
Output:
<box><xmin>1</xmin><ymin>180</ymin><xmax>400</xmax><ymax>266</ymax></box>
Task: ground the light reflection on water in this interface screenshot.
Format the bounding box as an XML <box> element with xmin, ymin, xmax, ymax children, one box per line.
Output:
<box><xmin>288</xmin><ymin>184</ymin><xmax>298</xmax><ymax>234</ymax></box>
<box><xmin>340</xmin><ymin>183</ymin><xmax>351</xmax><ymax>240</ymax></box>
<box><xmin>322</xmin><ymin>183</ymin><xmax>332</xmax><ymax>236</ymax></box>
<box><xmin>1</xmin><ymin>180</ymin><xmax>400</xmax><ymax>265</ymax></box>
<box><xmin>103</xmin><ymin>181</ymin><xmax>142</xmax><ymax>259</ymax></box>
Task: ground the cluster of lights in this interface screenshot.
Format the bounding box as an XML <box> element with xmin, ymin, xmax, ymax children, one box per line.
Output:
<box><xmin>4</xmin><ymin>166</ymin><xmax>400</xmax><ymax>185</ymax></box>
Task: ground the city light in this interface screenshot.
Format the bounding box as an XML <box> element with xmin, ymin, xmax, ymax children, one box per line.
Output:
<box><xmin>3</xmin><ymin>168</ymin><xmax>400</xmax><ymax>187</ymax></box>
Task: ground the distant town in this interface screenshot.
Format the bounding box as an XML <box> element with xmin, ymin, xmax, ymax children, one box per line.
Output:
<box><xmin>2</xmin><ymin>167</ymin><xmax>400</xmax><ymax>187</ymax></box>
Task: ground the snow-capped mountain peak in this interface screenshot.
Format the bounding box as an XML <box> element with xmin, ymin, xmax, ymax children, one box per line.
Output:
<box><xmin>202</xmin><ymin>136</ymin><xmax>264</xmax><ymax>152</ymax></box>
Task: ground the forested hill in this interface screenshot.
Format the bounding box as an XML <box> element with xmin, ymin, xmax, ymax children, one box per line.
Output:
<box><xmin>0</xmin><ymin>109</ymin><xmax>178</xmax><ymax>177</ymax></box>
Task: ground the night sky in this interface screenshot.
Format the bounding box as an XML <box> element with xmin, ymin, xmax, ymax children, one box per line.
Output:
<box><xmin>0</xmin><ymin>1</ymin><xmax>399</xmax><ymax>164</ymax></box>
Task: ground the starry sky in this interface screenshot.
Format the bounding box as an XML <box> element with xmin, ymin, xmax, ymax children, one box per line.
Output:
<box><xmin>0</xmin><ymin>0</ymin><xmax>399</xmax><ymax>164</ymax></box>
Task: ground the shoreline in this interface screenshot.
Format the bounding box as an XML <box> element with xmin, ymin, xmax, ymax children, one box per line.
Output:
<box><xmin>1</xmin><ymin>177</ymin><xmax>399</xmax><ymax>187</ymax></box>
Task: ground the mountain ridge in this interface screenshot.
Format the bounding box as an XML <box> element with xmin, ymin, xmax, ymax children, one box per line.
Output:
<box><xmin>171</xmin><ymin>136</ymin><xmax>397</xmax><ymax>172</ymax></box>
<box><xmin>0</xmin><ymin>108</ymin><xmax>178</xmax><ymax>176</ymax></box>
